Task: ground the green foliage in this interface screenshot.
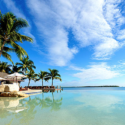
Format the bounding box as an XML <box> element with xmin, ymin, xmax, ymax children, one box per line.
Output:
<box><xmin>11</xmin><ymin>63</ymin><xmax>23</xmax><ymax>74</ymax></box>
<box><xmin>0</xmin><ymin>11</ymin><xmax>33</xmax><ymax>62</ymax></box>
<box><xmin>0</xmin><ymin>61</ymin><xmax>62</xmax><ymax>87</ymax></box>
<box><xmin>0</xmin><ymin>62</ymin><xmax>11</xmax><ymax>73</ymax></box>
<box><xmin>36</xmin><ymin>71</ymin><xmax>49</xmax><ymax>86</ymax></box>
<box><xmin>26</xmin><ymin>70</ymin><xmax>38</xmax><ymax>86</ymax></box>
<box><xmin>45</xmin><ymin>68</ymin><xmax>62</xmax><ymax>86</ymax></box>
<box><xmin>16</xmin><ymin>56</ymin><xmax>36</xmax><ymax>73</ymax></box>
<box><xmin>0</xmin><ymin>11</ymin><xmax>62</xmax><ymax>87</ymax></box>
<box><xmin>0</xmin><ymin>45</ymin><xmax>14</xmax><ymax>63</ymax></box>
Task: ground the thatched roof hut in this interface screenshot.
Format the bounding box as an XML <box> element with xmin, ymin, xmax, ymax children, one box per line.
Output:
<box><xmin>0</xmin><ymin>72</ymin><xmax>22</xmax><ymax>84</ymax></box>
<box><xmin>0</xmin><ymin>72</ymin><xmax>14</xmax><ymax>84</ymax></box>
<box><xmin>0</xmin><ymin>72</ymin><xmax>20</xmax><ymax>92</ymax></box>
<box><xmin>0</xmin><ymin>72</ymin><xmax>8</xmax><ymax>78</ymax></box>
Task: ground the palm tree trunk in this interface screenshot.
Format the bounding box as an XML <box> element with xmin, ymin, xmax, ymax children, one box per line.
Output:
<box><xmin>0</xmin><ymin>50</ymin><xmax>2</xmax><ymax>57</ymax></box>
<box><xmin>28</xmin><ymin>79</ymin><xmax>30</xmax><ymax>86</ymax></box>
<box><xmin>52</xmin><ymin>92</ymin><xmax>54</xmax><ymax>100</ymax></box>
<box><xmin>29</xmin><ymin>96</ymin><xmax>31</xmax><ymax>101</ymax></box>
<box><xmin>42</xmin><ymin>93</ymin><xmax>44</xmax><ymax>99</ymax></box>
<box><xmin>42</xmin><ymin>79</ymin><xmax>43</xmax><ymax>86</ymax></box>
<box><xmin>24</xmin><ymin>68</ymin><xmax>27</xmax><ymax>74</ymax></box>
<box><xmin>52</xmin><ymin>78</ymin><xmax>53</xmax><ymax>86</ymax></box>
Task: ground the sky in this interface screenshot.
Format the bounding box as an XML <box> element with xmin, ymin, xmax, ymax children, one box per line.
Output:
<box><xmin>1</xmin><ymin>0</ymin><xmax>125</xmax><ymax>87</ymax></box>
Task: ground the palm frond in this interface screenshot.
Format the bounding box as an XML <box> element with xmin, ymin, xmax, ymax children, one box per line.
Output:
<box><xmin>20</xmin><ymin>35</ymin><xmax>33</xmax><ymax>42</ymax></box>
<box><xmin>54</xmin><ymin>77</ymin><xmax>62</xmax><ymax>81</ymax></box>
<box><xmin>3</xmin><ymin>46</ymin><xmax>14</xmax><ymax>52</ymax></box>
<box><xmin>35</xmin><ymin>79</ymin><xmax>40</xmax><ymax>82</ymax></box>
<box><xmin>56</xmin><ymin>73</ymin><xmax>61</xmax><ymax>77</ymax></box>
<box><xmin>0</xmin><ymin>12</ymin><xmax>33</xmax><ymax>62</ymax></box>
<box><xmin>10</xmin><ymin>41</ymin><xmax>28</xmax><ymax>60</ymax></box>
<box><xmin>11</xmin><ymin>18</ymin><xmax>29</xmax><ymax>32</ymax></box>
<box><xmin>44</xmin><ymin>77</ymin><xmax>51</xmax><ymax>81</ymax></box>
<box><xmin>2</xmin><ymin>51</ymin><xmax>13</xmax><ymax>63</ymax></box>
<box><xmin>15</xmin><ymin>62</ymin><xmax>22</xmax><ymax>65</ymax></box>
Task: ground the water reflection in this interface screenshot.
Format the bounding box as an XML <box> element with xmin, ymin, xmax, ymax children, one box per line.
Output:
<box><xmin>0</xmin><ymin>91</ymin><xmax>63</xmax><ymax>114</ymax></box>
<box><xmin>16</xmin><ymin>92</ymin><xmax>63</xmax><ymax>124</ymax></box>
<box><xmin>1</xmin><ymin>90</ymin><xmax>125</xmax><ymax>125</ymax></box>
<box><xmin>36</xmin><ymin>92</ymin><xmax>63</xmax><ymax>111</ymax></box>
<box><xmin>42</xmin><ymin>89</ymin><xmax>62</xmax><ymax>93</ymax></box>
<box><xmin>51</xmin><ymin>92</ymin><xmax>63</xmax><ymax>111</ymax></box>
<box><xmin>15</xmin><ymin>96</ymin><xmax>38</xmax><ymax>124</ymax></box>
<box><xmin>0</xmin><ymin>97</ymin><xmax>27</xmax><ymax>119</ymax></box>
<box><xmin>74</xmin><ymin>91</ymin><xmax>124</xmax><ymax>112</ymax></box>
<box><xmin>0</xmin><ymin>92</ymin><xmax>63</xmax><ymax>124</ymax></box>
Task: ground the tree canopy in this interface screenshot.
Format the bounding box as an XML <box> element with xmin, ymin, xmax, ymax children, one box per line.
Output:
<box><xmin>0</xmin><ymin>11</ymin><xmax>33</xmax><ymax>62</ymax></box>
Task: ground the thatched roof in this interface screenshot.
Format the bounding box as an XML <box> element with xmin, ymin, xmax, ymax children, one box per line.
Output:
<box><xmin>0</xmin><ymin>72</ymin><xmax>22</xmax><ymax>83</ymax></box>
<box><xmin>0</xmin><ymin>72</ymin><xmax>8</xmax><ymax>78</ymax></box>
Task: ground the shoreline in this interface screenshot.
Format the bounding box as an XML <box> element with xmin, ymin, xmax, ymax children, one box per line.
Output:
<box><xmin>62</xmin><ymin>86</ymin><xmax>120</xmax><ymax>88</ymax></box>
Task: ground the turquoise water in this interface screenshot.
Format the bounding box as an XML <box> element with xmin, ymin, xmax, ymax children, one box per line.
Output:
<box><xmin>0</xmin><ymin>87</ymin><xmax>125</xmax><ymax>125</ymax></box>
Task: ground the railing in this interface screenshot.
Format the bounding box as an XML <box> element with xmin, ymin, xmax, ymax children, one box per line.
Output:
<box><xmin>24</xmin><ymin>86</ymin><xmax>56</xmax><ymax>89</ymax></box>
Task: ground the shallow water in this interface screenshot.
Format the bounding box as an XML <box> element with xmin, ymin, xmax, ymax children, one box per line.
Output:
<box><xmin>0</xmin><ymin>87</ymin><xmax>125</xmax><ymax>125</ymax></box>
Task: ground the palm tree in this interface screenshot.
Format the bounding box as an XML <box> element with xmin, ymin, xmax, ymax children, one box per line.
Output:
<box><xmin>0</xmin><ymin>62</ymin><xmax>11</xmax><ymax>73</ymax></box>
<box><xmin>26</xmin><ymin>70</ymin><xmax>38</xmax><ymax>86</ymax></box>
<box><xmin>16</xmin><ymin>97</ymin><xmax>38</xmax><ymax>125</ymax></box>
<box><xmin>37</xmin><ymin>94</ymin><xmax>52</xmax><ymax>110</ymax></box>
<box><xmin>45</xmin><ymin>69</ymin><xmax>62</xmax><ymax>86</ymax></box>
<box><xmin>0</xmin><ymin>45</ymin><xmax>14</xmax><ymax>63</ymax></box>
<box><xmin>16</xmin><ymin>56</ymin><xmax>36</xmax><ymax>73</ymax></box>
<box><xmin>11</xmin><ymin>64</ymin><xmax>23</xmax><ymax>74</ymax></box>
<box><xmin>0</xmin><ymin>11</ymin><xmax>33</xmax><ymax>62</ymax></box>
<box><xmin>51</xmin><ymin>92</ymin><xmax>63</xmax><ymax>111</ymax></box>
<box><xmin>36</xmin><ymin>71</ymin><xmax>48</xmax><ymax>86</ymax></box>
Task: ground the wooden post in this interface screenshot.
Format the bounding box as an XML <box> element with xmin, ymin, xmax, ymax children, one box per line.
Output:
<box><xmin>16</xmin><ymin>76</ymin><xmax>17</xmax><ymax>83</ymax></box>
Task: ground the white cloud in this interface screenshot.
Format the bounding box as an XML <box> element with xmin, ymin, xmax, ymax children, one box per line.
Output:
<box><xmin>47</xmin><ymin>27</ymin><xmax>78</xmax><ymax>66</ymax></box>
<box><xmin>26</xmin><ymin>0</ymin><xmax>125</xmax><ymax>66</ymax></box>
<box><xmin>93</xmin><ymin>38</ymin><xmax>119</xmax><ymax>59</ymax></box>
<box><xmin>70</xmin><ymin>63</ymin><xmax>119</xmax><ymax>82</ymax></box>
<box><xmin>75</xmin><ymin>92</ymin><xmax>123</xmax><ymax>112</ymax></box>
<box><xmin>117</xmin><ymin>30</ymin><xmax>125</xmax><ymax>40</ymax></box>
<box><xmin>26</xmin><ymin>0</ymin><xmax>79</xmax><ymax>66</ymax></box>
<box><xmin>104</xmin><ymin>0</ymin><xmax>125</xmax><ymax>28</ymax></box>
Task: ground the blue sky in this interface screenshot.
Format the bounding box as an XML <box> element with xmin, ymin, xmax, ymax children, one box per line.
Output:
<box><xmin>1</xmin><ymin>0</ymin><xmax>125</xmax><ymax>87</ymax></box>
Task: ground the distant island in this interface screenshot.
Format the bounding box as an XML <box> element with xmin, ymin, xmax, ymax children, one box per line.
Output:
<box><xmin>62</xmin><ymin>85</ymin><xmax>119</xmax><ymax>87</ymax></box>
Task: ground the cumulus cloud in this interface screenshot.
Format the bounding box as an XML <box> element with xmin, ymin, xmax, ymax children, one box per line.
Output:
<box><xmin>26</xmin><ymin>0</ymin><xmax>79</xmax><ymax>66</ymax></box>
<box><xmin>3</xmin><ymin>0</ymin><xmax>125</xmax><ymax>66</ymax></box>
<box><xmin>94</xmin><ymin>38</ymin><xmax>119</xmax><ymax>59</ymax></box>
<box><xmin>104</xmin><ymin>0</ymin><xmax>125</xmax><ymax>28</ymax></box>
<box><xmin>25</xmin><ymin>0</ymin><xmax>125</xmax><ymax>66</ymax></box>
<box><xmin>70</xmin><ymin>63</ymin><xmax>119</xmax><ymax>82</ymax></box>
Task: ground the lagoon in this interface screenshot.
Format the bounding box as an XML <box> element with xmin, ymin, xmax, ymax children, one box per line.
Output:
<box><xmin>0</xmin><ymin>87</ymin><xmax>125</xmax><ymax>125</ymax></box>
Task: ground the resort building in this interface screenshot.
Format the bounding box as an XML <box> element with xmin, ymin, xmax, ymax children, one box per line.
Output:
<box><xmin>0</xmin><ymin>72</ymin><xmax>22</xmax><ymax>92</ymax></box>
